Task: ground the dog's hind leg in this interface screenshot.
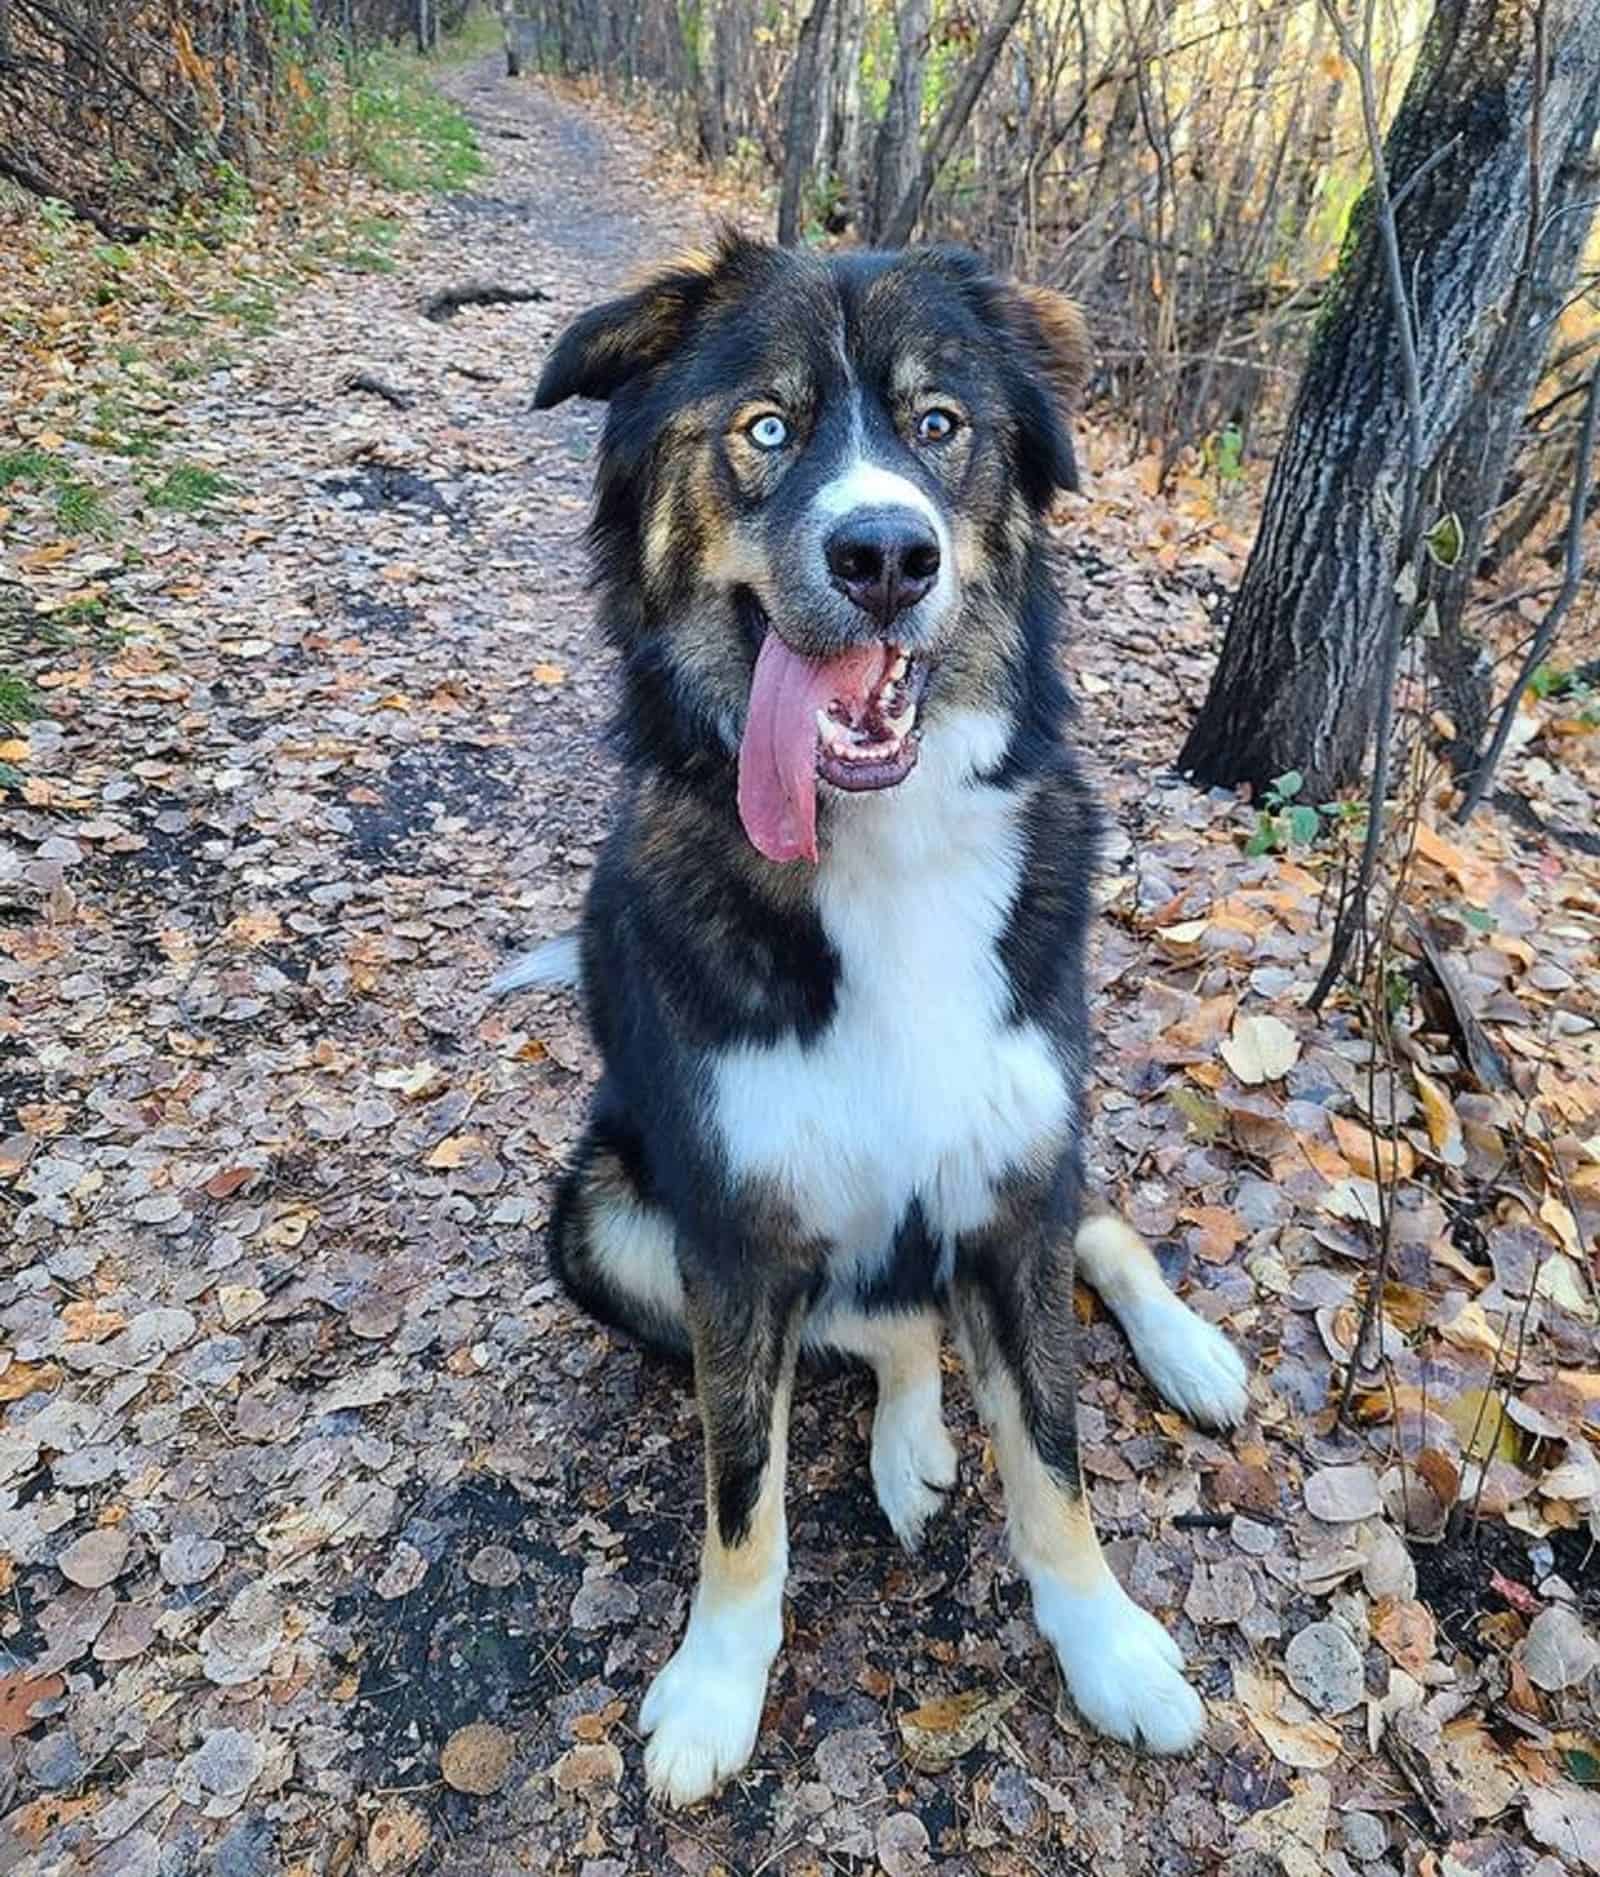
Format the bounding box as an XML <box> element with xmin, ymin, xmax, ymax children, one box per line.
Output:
<box><xmin>549</xmin><ymin>1099</ymin><xmax>690</xmax><ymax>1361</ymax></box>
<box><xmin>640</xmin><ymin>1271</ymin><xmax>807</xmax><ymax>1808</ymax></box>
<box><xmin>1074</xmin><ymin>1207</ymin><xmax>1247</xmax><ymax>1430</ymax></box>
<box><xmin>808</xmin><ymin>1307</ymin><xmax>957</xmax><ymax>1550</ymax></box>
<box><xmin>953</xmin><ymin>1191</ymin><xmax>1206</xmax><ymax>1755</ymax></box>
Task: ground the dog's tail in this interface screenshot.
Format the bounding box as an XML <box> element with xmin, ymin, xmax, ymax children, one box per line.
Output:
<box><xmin>489</xmin><ymin>928</ymin><xmax>583</xmax><ymax>998</ymax></box>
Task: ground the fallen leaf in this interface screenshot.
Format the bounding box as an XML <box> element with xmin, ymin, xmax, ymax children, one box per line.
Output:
<box><xmin>1523</xmin><ymin>1605</ymin><xmax>1600</xmax><ymax>1692</ymax></box>
<box><xmin>1525</xmin><ymin>1782</ymin><xmax>1600</xmax><ymax>1872</ymax></box>
<box><xmin>0</xmin><ymin>1360</ymin><xmax>62</xmax><ymax>1402</ymax></box>
<box><xmin>552</xmin><ymin>1742</ymin><xmax>623</xmax><ymax>1795</ymax></box>
<box><xmin>1304</xmin><ymin>1464</ymin><xmax>1381</xmax><ymax>1523</ymax></box>
<box><xmin>1220</xmin><ymin>1013</ymin><xmax>1300</xmax><ymax>1085</ymax></box>
<box><xmin>1412</xmin><ymin>1067</ymin><xmax>1465</xmax><ymax>1166</ymax></box>
<box><xmin>202</xmin><ymin>1164</ymin><xmax>258</xmax><ymax>1200</ymax></box>
<box><xmin>1284</xmin><ymin>1620</ymin><xmax>1363</xmax><ymax>1715</ymax></box>
<box><xmin>1234</xmin><ymin>1665</ymin><xmax>1341</xmax><ymax>1769</ymax></box>
<box><xmin>373</xmin><ymin>1061</ymin><xmax>445</xmax><ymax>1099</ymax></box>
<box><xmin>367</xmin><ymin>1801</ymin><xmax>430</xmax><ymax>1873</ymax></box>
<box><xmin>440</xmin><ymin>1722</ymin><xmax>515</xmax><ymax>1795</ymax></box>
<box><xmin>1330</xmin><ymin>1114</ymin><xmax>1416</xmax><ymax>1182</ymax></box>
<box><xmin>1371</xmin><ymin>1596</ymin><xmax>1437</xmax><ymax>1673</ymax></box>
<box><xmin>58</xmin><ymin>1527</ymin><xmax>131</xmax><ymax>1589</ymax></box>
<box><xmin>0</xmin><ymin>1672</ymin><xmax>64</xmax><ymax>1739</ymax></box>
<box><xmin>61</xmin><ymin>1302</ymin><xmax>125</xmax><ymax>1343</ymax></box>
<box><xmin>425</xmin><ymin>1133</ymin><xmax>483</xmax><ymax>1169</ymax></box>
<box><xmin>898</xmin><ymin>1687</ymin><xmax>1021</xmax><ymax>1771</ymax></box>
<box><xmin>1540</xmin><ymin>1193</ymin><xmax>1583</xmax><ymax>1256</ymax></box>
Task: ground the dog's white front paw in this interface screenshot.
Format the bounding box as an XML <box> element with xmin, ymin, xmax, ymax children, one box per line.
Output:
<box><xmin>871</xmin><ymin>1382</ymin><xmax>959</xmax><ymax>1549</ymax></box>
<box><xmin>1034</xmin><ymin>1576</ymin><xmax>1205</xmax><ymax>1754</ymax></box>
<box><xmin>639</xmin><ymin>1603</ymin><xmax>778</xmax><ymax>1807</ymax></box>
<box><xmin>1121</xmin><ymin>1297</ymin><xmax>1248</xmax><ymax>1430</ymax></box>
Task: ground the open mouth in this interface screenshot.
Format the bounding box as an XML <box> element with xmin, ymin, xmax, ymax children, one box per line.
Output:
<box><xmin>816</xmin><ymin>644</ymin><xmax>925</xmax><ymax>792</ymax></box>
<box><xmin>735</xmin><ymin>596</ymin><xmax>932</xmax><ymax>864</ymax></box>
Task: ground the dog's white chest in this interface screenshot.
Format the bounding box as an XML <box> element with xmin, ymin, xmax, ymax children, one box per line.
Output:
<box><xmin>710</xmin><ymin>723</ymin><xmax>1071</xmax><ymax>1263</ymax></box>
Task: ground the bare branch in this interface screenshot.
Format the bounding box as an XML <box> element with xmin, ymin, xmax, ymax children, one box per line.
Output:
<box><xmin>1456</xmin><ymin>360</ymin><xmax>1600</xmax><ymax>821</ymax></box>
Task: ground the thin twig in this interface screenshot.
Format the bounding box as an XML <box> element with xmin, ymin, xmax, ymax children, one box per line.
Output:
<box><xmin>1456</xmin><ymin>362</ymin><xmax>1600</xmax><ymax>820</ymax></box>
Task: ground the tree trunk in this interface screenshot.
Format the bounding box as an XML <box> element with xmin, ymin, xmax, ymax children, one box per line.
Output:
<box><xmin>869</xmin><ymin>0</ymin><xmax>930</xmax><ymax>243</ymax></box>
<box><xmin>1179</xmin><ymin>0</ymin><xmax>1600</xmax><ymax>800</ymax></box>
<box><xmin>879</xmin><ymin>0</ymin><xmax>1029</xmax><ymax>246</ymax></box>
<box><xmin>777</xmin><ymin>0</ymin><xmax>834</xmax><ymax>245</ymax></box>
<box><xmin>695</xmin><ymin>0</ymin><xmax>728</xmax><ymax>163</ymax></box>
<box><xmin>834</xmin><ymin>0</ymin><xmax>866</xmax><ymax>230</ymax></box>
<box><xmin>1427</xmin><ymin>68</ymin><xmax>1600</xmax><ymax>767</ymax></box>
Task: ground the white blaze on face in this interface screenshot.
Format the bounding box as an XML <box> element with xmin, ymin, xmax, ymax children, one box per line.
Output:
<box><xmin>809</xmin><ymin>396</ymin><xmax>957</xmax><ymax>628</ymax></box>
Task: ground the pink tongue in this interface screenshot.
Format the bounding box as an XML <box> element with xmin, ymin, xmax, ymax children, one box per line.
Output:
<box><xmin>737</xmin><ymin>632</ymin><xmax>886</xmax><ymax>863</ymax></box>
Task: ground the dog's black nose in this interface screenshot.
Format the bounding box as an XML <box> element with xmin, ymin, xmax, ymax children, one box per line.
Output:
<box><xmin>825</xmin><ymin>508</ymin><xmax>941</xmax><ymax>625</ymax></box>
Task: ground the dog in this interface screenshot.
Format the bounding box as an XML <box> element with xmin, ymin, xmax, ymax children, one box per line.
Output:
<box><xmin>501</xmin><ymin>231</ymin><xmax>1248</xmax><ymax>1807</ymax></box>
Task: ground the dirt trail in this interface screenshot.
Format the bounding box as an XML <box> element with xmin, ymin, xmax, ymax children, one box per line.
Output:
<box><xmin>6</xmin><ymin>56</ymin><xmax>1597</xmax><ymax>1877</ymax></box>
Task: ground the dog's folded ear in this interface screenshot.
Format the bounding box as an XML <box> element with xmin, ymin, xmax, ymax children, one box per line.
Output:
<box><xmin>995</xmin><ymin>280</ymin><xmax>1091</xmax><ymax>500</ymax></box>
<box><xmin>535</xmin><ymin>231</ymin><xmax>766</xmax><ymax>408</ymax></box>
<box><xmin>918</xmin><ymin>249</ymin><xmax>1091</xmax><ymax>499</ymax></box>
<box><xmin>1013</xmin><ymin>284</ymin><xmax>1091</xmax><ymax>417</ymax></box>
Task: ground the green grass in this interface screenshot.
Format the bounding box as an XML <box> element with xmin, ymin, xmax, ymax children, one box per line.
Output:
<box><xmin>0</xmin><ymin>670</ymin><xmax>38</xmax><ymax>728</ymax></box>
<box><xmin>0</xmin><ymin>449</ymin><xmax>55</xmax><ymax>490</ymax></box>
<box><xmin>146</xmin><ymin>464</ymin><xmax>233</xmax><ymax>514</ymax></box>
<box><xmin>207</xmin><ymin>282</ymin><xmax>279</xmax><ymax>335</ymax></box>
<box><xmin>53</xmin><ymin>478</ymin><xmax>113</xmax><ymax>535</ymax></box>
<box><xmin>311</xmin><ymin>213</ymin><xmax>404</xmax><ymax>274</ymax></box>
<box><xmin>350</xmin><ymin>52</ymin><xmax>488</xmax><ymax>193</ymax></box>
<box><xmin>0</xmin><ymin>450</ymin><xmax>114</xmax><ymax>538</ymax></box>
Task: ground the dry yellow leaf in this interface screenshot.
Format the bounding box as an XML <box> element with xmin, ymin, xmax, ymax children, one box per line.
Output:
<box><xmin>62</xmin><ymin>1302</ymin><xmax>126</xmax><ymax>1344</ymax></box>
<box><xmin>373</xmin><ymin>1061</ymin><xmax>444</xmax><ymax>1099</ymax></box>
<box><xmin>227</xmin><ymin>908</ymin><xmax>282</xmax><ymax>947</ymax></box>
<box><xmin>1539</xmin><ymin>1193</ymin><xmax>1582</xmax><ymax>1256</ymax></box>
<box><xmin>0</xmin><ymin>1360</ymin><xmax>61</xmax><ymax>1402</ymax></box>
<box><xmin>1233</xmin><ymin>1665</ymin><xmax>1341</xmax><ymax>1770</ymax></box>
<box><xmin>531</xmin><ymin>662</ymin><xmax>566</xmax><ymax>685</ymax></box>
<box><xmin>1330</xmin><ymin>1115</ymin><xmax>1416</xmax><ymax>1183</ymax></box>
<box><xmin>425</xmin><ymin>1133</ymin><xmax>483</xmax><ymax>1170</ymax></box>
<box><xmin>1412</xmin><ymin>1068</ymin><xmax>1465</xmax><ymax>1166</ymax></box>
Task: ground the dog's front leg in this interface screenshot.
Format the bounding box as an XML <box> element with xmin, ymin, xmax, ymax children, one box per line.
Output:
<box><xmin>640</xmin><ymin>1267</ymin><xmax>806</xmax><ymax>1807</ymax></box>
<box><xmin>953</xmin><ymin>1196</ymin><xmax>1206</xmax><ymax>1755</ymax></box>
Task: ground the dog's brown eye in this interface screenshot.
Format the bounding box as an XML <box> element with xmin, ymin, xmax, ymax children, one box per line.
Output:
<box><xmin>917</xmin><ymin>408</ymin><xmax>959</xmax><ymax>444</ymax></box>
<box><xmin>748</xmin><ymin>414</ymin><xmax>789</xmax><ymax>451</ymax></box>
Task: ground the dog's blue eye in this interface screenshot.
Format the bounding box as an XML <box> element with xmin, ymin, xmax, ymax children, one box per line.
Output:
<box><xmin>917</xmin><ymin>409</ymin><xmax>958</xmax><ymax>444</ymax></box>
<box><xmin>749</xmin><ymin>414</ymin><xmax>789</xmax><ymax>451</ymax></box>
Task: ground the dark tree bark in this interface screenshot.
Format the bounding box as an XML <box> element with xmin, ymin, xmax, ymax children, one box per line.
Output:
<box><xmin>868</xmin><ymin>0</ymin><xmax>930</xmax><ymax>242</ymax></box>
<box><xmin>1180</xmin><ymin>0</ymin><xmax>1600</xmax><ymax>801</ymax></box>
<box><xmin>1428</xmin><ymin>73</ymin><xmax>1600</xmax><ymax>767</ymax></box>
<box><xmin>776</xmin><ymin>0</ymin><xmax>833</xmax><ymax>246</ymax></box>
<box><xmin>832</xmin><ymin>0</ymin><xmax>866</xmax><ymax>229</ymax></box>
<box><xmin>879</xmin><ymin>0</ymin><xmax>1029</xmax><ymax>246</ymax></box>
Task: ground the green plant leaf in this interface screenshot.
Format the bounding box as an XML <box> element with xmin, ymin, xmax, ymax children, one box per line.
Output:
<box><xmin>1270</xmin><ymin>770</ymin><xmax>1303</xmax><ymax>802</ymax></box>
<box><xmin>1565</xmin><ymin>1748</ymin><xmax>1600</xmax><ymax>1787</ymax></box>
<box><xmin>1424</xmin><ymin>511</ymin><xmax>1464</xmax><ymax>568</ymax></box>
<box><xmin>1287</xmin><ymin>804</ymin><xmax>1320</xmax><ymax>846</ymax></box>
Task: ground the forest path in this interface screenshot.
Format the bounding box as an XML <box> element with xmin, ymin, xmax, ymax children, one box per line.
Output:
<box><xmin>6</xmin><ymin>55</ymin><xmax>1594</xmax><ymax>1877</ymax></box>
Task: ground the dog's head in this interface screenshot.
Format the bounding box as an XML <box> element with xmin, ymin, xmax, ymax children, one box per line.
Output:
<box><xmin>536</xmin><ymin>232</ymin><xmax>1089</xmax><ymax>861</ymax></box>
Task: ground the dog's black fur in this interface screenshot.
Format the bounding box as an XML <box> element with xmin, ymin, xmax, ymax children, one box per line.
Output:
<box><xmin>518</xmin><ymin>231</ymin><xmax>1240</xmax><ymax>1803</ymax></box>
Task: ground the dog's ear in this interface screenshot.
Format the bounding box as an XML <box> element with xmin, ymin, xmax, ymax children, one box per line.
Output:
<box><xmin>923</xmin><ymin>251</ymin><xmax>1091</xmax><ymax>498</ymax></box>
<box><xmin>991</xmin><ymin>277</ymin><xmax>1096</xmax><ymax>495</ymax></box>
<box><xmin>1013</xmin><ymin>284</ymin><xmax>1091</xmax><ymax>416</ymax></box>
<box><xmin>999</xmin><ymin>281</ymin><xmax>1091</xmax><ymax>497</ymax></box>
<box><xmin>535</xmin><ymin>232</ymin><xmax>766</xmax><ymax>408</ymax></box>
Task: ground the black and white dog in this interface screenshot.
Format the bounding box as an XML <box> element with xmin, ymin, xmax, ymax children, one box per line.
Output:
<box><xmin>500</xmin><ymin>232</ymin><xmax>1247</xmax><ymax>1807</ymax></box>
